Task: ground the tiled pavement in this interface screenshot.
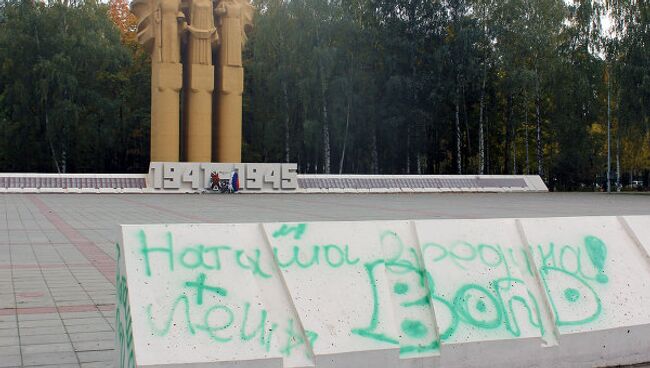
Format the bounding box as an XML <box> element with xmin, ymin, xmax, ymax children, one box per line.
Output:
<box><xmin>0</xmin><ymin>192</ymin><xmax>649</xmax><ymax>367</ymax></box>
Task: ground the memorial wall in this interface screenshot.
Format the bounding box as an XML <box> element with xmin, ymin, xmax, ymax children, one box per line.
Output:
<box><xmin>116</xmin><ymin>215</ymin><xmax>650</xmax><ymax>368</ymax></box>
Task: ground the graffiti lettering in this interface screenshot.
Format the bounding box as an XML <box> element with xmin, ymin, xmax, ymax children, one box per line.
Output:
<box><xmin>124</xmin><ymin>223</ymin><xmax>612</xmax><ymax>363</ymax></box>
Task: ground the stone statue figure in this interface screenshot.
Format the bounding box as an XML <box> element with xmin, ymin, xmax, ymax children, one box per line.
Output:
<box><xmin>185</xmin><ymin>0</ymin><xmax>219</xmax><ymax>63</ymax></box>
<box><xmin>131</xmin><ymin>0</ymin><xmax>187</xmax><ymax>64</ymax></box>
<box><xmin>182</xmin><ymin>0</ymin><xmax>219</xmax><ymax>162</ymax></box>
<box><xmin>132</xmin><ymin>0</ymin><xmax>185</xmax><ymax>162</ymax></box>
<box><xmin>214</xmin><ymin>0</ymin><xmax>254</xmax><ymax>163</ymax></box>
<box><xmin>130</xmin><ymin>0</ymin><xmax>254</xmax><ymax>163</ymax></box>
<box><xmin>214</xmin><ymin>0</ymin><xmax>253</xmax><ymax>67</ymax></box>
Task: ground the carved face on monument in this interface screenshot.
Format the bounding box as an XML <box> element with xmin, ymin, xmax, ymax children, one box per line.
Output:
<box><xmin>130</xmin><ymin>0</ymin><xmax>183</xmax><ymax>63</ymax></box>
<box><xmin>214</xmin><ymin>0</ymin><xmax>254</xmax><ymax>45</ymax></box>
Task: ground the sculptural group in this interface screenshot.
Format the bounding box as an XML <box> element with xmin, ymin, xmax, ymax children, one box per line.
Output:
<box><xmin>131</xmin><ymin>0</ymin><xmax>254</xmax><ymax>163</ymax></box>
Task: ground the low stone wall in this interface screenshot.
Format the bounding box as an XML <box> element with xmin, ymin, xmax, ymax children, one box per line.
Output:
<box><xmin>116</xmin><ymin>216</ymin><xmax>650</xmax><ymax>368</ymax></box>
<box><xmin>0</xmin><ymin>163</ymin><xmax>548</xmax><ymax>193</ymax></box>
<box><xmin>296</xmin><ymin>174</ymin><xmax>547</xmax><ymax>193</ymax></box>
<box><xmin>0</xmin><ymin>173</ymin><xmax>147</xmax><ymax>193</ymax></box>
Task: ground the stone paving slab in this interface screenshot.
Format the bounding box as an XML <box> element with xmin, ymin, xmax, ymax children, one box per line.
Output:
<box><xmin>0</xmin><ymin>192</ymin><xmax>648</xmax><ymax>367</ymax></box>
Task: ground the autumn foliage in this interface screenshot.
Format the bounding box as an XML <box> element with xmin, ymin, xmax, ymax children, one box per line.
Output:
<box><xmin>108</xmin><ymin>0</ymin><xmax>138</xmax><ymax>44</ymax></box>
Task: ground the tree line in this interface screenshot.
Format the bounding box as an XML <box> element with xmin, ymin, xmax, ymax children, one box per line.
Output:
<box><xmin>0</xmin><ymin>0</ymin><xmax>648</xmax><ymax>190</ymax></box>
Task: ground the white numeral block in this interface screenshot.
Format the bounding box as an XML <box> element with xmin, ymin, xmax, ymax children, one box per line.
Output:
<box><xmin>263</xmin><ymin>165</ymin><xmax>281</xmax><ymax>189</ymax></box>
<box><xmin>181</xmin><ymin>165</ymin><xmax>201</xmax><ymax>189</ymax></box>
<box><xmin>281</xmin><ymin>164</ymin><xmax>298</xmax><ymax>189</ymax></box>
<box><xmin>149</xmin><ymin>162</ymin><xmax>163</xmax><ymax>189</ymax></box>
<box><xmin>163</xmin><ymin>163</ymin><xmax>181</xmax><ymax>189</ymax></box>
<box><xmin>246</xmin><ymin>164</ymin><xmax>263</xmax><ymax>190</ymax></box>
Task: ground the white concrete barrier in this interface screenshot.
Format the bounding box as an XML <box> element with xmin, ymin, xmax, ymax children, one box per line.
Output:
<box><xmin>117</xmin><ymin>216</ymin><xmax>650</xmax><ymax>367</ymax></box>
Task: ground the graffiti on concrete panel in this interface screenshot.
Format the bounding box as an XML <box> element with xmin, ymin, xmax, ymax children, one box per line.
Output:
<box><xmin>116</xmin><ymin>244</ymin><xmax>135</xmax><ymax>368</ymax></box>
<box><xmin>351</xmin><ymin>230</ymin><xmax>439</xmax><ymax>355</ymax></box>
<box><xmin>535</xmin><ymin>235</ymin><xmax>608</xmax><ymax>327</ymax></box>
<box><xmin>418</xmin><ymin>240</ymin><xmax>543</xmax><ymax>342</ymax></box>
<box><xmin>136</xmin><ymin>229</ymin><xmax>318</xmax><ymax>359</ymax></box>
<box><xmin>123</xmin><ymin>223</ymin><xmax>610</xmax><ymax>362</ymax></box>
<box><xmin>414</xmin><ymin>234</ymin><xmax>608</xmax><ymax>342</ymax></box>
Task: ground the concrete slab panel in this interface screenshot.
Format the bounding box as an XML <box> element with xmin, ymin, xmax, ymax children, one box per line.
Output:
<box><xmin>621</xmin><ymin>215</ymin><xmax>650</xmax><ymax>260</ymax></box>
<box><xmin>262</xmin><ymin>221</ymin><xmax>401</xmax><ymax>366</ymax></box>
<box><xmin>414</xmin><ymin>218</ymin><xmax>551</xmax><ymax>367</ymax></box>
<box><xmin>119</xmin><ymin>224</ymin><xmax>291</xmax><ymax>367</ymax></box>
<box><xmin>519</xmin><ymin>216</ymin><xmax>650</xmax><ymax>364</ymax></box>
<box><xmin>116</xmin><ymin>215</ymin><xmax>650</xmax><ymax>368</ymax></box>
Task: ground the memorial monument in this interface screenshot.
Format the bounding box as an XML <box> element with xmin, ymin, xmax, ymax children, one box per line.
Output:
<box><xmin>130</xmin><ymin>0</ymin><xmax>254</xmax><ymax>163</ymax></box>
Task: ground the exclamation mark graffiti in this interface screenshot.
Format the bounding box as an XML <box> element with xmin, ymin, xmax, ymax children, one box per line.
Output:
<box><xmin>585</xmin><ymin>236</ymin><xmax>608</xmax><ymax>284</ymax></box>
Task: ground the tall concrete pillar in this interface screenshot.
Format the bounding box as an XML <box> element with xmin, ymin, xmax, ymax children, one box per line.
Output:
<box><xmin>214</xmin><ymin>0</ymin><xmax>253</xmax><ymax>163</ymax></box>
<box><xmin>132</xmin><ymin>0</ymin><xmax>183</xmax><ymax>162</ymax></box>
<box><xmin>184</xmin><ymin>0</ymin><xmax>217</xmax><ymax>162</ymax></box>
<box><xmin>132</xmin><ymin>0</ymin><xmax>254</xmax><ymax>164</ymax></box>
<box><xmin>151</xmin><ymin>63</ymin><xmax>182</xmax><ymax>162</ymax></box>
<box><xmin>215</xmin><ymin>64</ymin><xmax>243</xmax><ymax>163</ymax></box>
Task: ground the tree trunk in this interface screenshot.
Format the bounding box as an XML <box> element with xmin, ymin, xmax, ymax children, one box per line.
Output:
<box><xmin>338</xmin><ymin>97</ymin><xmax>351</xmax><ymax>174</ymax></box>
<box><xmin>505</xmin><ymin>94</ymin><xmax>513</xmax><ymax>174</ymax></box>
<box><xmin>283</xmin><ymin>82</ymin><xmax>290</xmax><ymax>163</ymax></box>
<box><xmin>510</xmin><ymin>102</ymin><xmax>517</xmax><ymax>175</ymax></box>
<box><xmin>339</xmin><ymin>57</ymin><xmax>354</xmax><ymax>174</ymax></box>
<box><xmin>316</xmin><ymin>26</ymin><xmax>331</xmax><ymax>174</ymax></box>
<box><xmin>616</xmin><ymin>96</ymin><xmax>621</xmax><ymax>191</ymax></box>
<box><xmin>320</xmin><ymin>73</ymin><xmax>330</xmax><ymax>174</ymax></box>
<box><xmin>322</xmin><ymin>125</ymin><xmax>330</xmax><ymax>174</ymax></box>
<box><xmin>62</xmin><ymin>150</ymin><xmax>67</xmax><ymax>174</ymax></box>
<box><xmin>478</xmin><ymin>63</ymin><xmax>486</xmax><ymax>175</ymax></box>
<box><xmin>462</xmin><ymin>83</ymin><xmax>471</xmax><ymax>155</ymax></box>
<box><xmin>486</xmin><ymin>114</ymin><xmax>490</xmax><ymax>174</ymax></box>
<box><xmin>616</xmin><ymin>128</ymin><xmax>621</xmax><ymax>191</ymax></box>
<box><xmin>536</xmin><ymin>72</ymin><xmax>544</xmax><ymax>177</ymax></box>
<box><xmin>371</xmin><ymin>123</ymin><xmax>379</xmax><ymax>174</ymax></box>
<box><xmin>45</xmin><ymin>110</ymin><xmax>61</xmax><ymax>174</ymax></box>
<box><xmin>525</xmin><ymin>94</ymin><xmax>530</xmax><ymax>175</ymax></box>
<box><xmin>607</xmin><ymin>71</ymin><xmax>611</xmax><ymax>193</ymax></box>
<box><xmin>406</xmin><ymin>124</ymin><xmax>411</xmax><ymax>174</ymax></box>
<box><xmin>455</xmin><ymin>75</ymin><xmax>462</xmax><ymax>174</ymax></box>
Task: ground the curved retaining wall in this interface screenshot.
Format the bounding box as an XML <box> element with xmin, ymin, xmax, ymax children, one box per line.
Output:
<box><xmin>117</xmin><ymin>215</ymin><xmax>650</xmax><ymax>368</ymax></box>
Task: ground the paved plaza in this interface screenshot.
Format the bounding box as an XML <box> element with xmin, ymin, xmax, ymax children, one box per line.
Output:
<box><xmin>0</xmin><ymin>192</ymin><xmax>649</xmax><ymax>368</ymax></box>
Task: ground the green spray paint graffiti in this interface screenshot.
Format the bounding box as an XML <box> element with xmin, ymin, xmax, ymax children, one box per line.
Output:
<box><xmin>423</xmin><ymin>236</ymin><xmax>608</xmax><ymax>340</ymax></box>
<box><xmin>116</xmin><ymin>244</ymin><xmax>135</xmax><ymax>368</ymax></box>
<box><xmin>585</xmin><ymin>236</ymin><xmax>609</xmax><ymax>284</ymax></box>
<box><xmin>533</xmin><ymin>237</ymin><xmax>609</xmax><ymax>327</ymax></box>
<box><xmin>272</xmin><ymin>224</ymin><xmax>307</xmax><ymax>240</ymax></box>
<box><xmin>272</xmin><ymin>224</ymin><xmax>360</xmax><ymax>269</ymax></box>
<box><xmin>127</xmin><ymin>224</ymin><xmax>610</xmax><ymax>361</ymax></box>
<box><xmin>352</xmin><ymin>230</ymin><xmax>439</xmax><ymax>355</ymax></box>
<box><xmin>138</xmin><ymin>227</ymin><xmax>359</xmax><ymax>279</ymax></box>
<box><xmin>417</xmin><ymin>240</ymin><xmax>544</xmax><ymax>340</ymax></box>
<box><xmin>143</xmin><ymin>271</ymin><xmax>318</xmax><ymax>358</ymax></box>
<box><xmin>138</xmin><ymin>230</ymin><xmax>274</xmax><ymax>278</ymax></box>
<box><xmin>273</xmin><ymin>244</ymin><xmax>360</xmax><ymax>269</ymax></box>
<box><xmin>353</xmin><ymin>233</ymin><xmax>608</xmax><ymax>350</ymax></box>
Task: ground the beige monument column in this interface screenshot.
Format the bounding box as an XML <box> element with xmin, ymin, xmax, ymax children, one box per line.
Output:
<box><xmin>214</xmin><ymin>0</ymin><xmax>254</xmax><ymax>163</ymax></box>
<box><xmin>132</xmin><ymin>0</ymin><xmax>183</xmax><ymax>162</ymax></box>
<box><xmin>183</xmin><ymin>0</ymin><xmax>218</xmax><ymax>162</ymax></box>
